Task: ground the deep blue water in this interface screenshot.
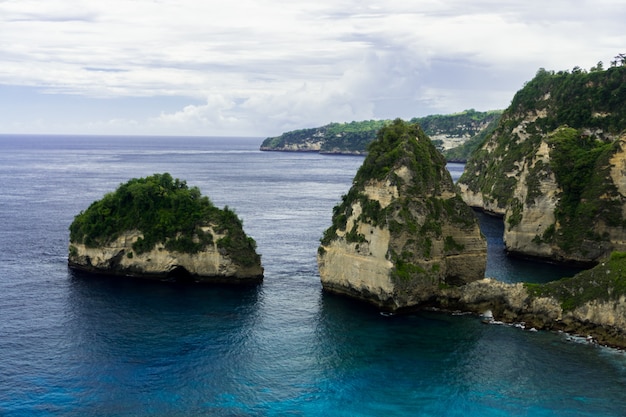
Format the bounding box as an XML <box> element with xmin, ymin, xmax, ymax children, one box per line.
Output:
<box><xmin>1</xmin><ymin>135</ymin><xmax>625</xmax><ymax>416</ymax></box>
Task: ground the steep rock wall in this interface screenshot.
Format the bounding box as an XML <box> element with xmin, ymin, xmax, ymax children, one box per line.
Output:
<box><xmin>501</xmin><ymin>133</ymin><xmax>626</xmax><ymax>264</ymax></box>
<box><xmin>503</xmin><ymin>140</ymin><xmax>560</xmax><ymax>258</ymax></box>
<box><xmin>69</xmin><ymin>229</ymin><xmax>263</xmax><ymax>283</ymax></box>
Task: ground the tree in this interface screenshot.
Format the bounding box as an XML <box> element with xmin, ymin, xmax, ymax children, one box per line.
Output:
<box><xmin>611</xmin><ymin>53</ymin><xmax>626</xmax><ymax>67</ymax></box>
<box><xmin>590</xmin><ymin>61</ymin><xmax>604</xmax><ymax>72</ymax></box>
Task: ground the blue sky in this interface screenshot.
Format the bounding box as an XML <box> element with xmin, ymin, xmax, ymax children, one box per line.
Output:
<box><xmin>1</xmin><ymin>0</ymin><xmax>624</xmax><ymax>137</ymax></box>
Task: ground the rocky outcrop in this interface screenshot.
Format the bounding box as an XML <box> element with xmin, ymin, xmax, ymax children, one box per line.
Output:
<box><xmin>438</xmin><ymin>279</ymin><xmax>562</xmax><ymax>326</ymax></box>
<box><xmin>317</xmin><ymin>119</ymin><xmax>487</xmax><ymax>311</ymax></box>
<box><xmin>68</xmin><ymin>173</ymin><xmax>263</xmax><ymax>283</ymax></box>
<box><xmin>436</xmin><ymin>252</ymin><xmax>626</xmax><ymax>348</ymax></box>
<box><xmin>69</xmin><ymin>229</ymin><xmax>263</xmax><ymax>283</ymax></box>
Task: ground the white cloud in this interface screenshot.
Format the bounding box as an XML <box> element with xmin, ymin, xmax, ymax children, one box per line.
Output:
<box><xmin>151</xmin><ymin>94</ymin><xmax>240</xmax><ymax>134</ymax></box>
<box><xmin>0</xmin><ymin>0</ymin><xmax>625</xmax><ymax>135</ymax></box>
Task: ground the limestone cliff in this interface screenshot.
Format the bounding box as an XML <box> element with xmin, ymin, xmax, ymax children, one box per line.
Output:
<box><xmin>317</xmin><ymin>119</ymin><xmax>487</xmax><ymax>311</ymax></box>
<box><xmin>458</xmin><ymin>65</ymin><xmax>626</xmax><ymax>264</ymax></box>
<box><xmin>68</xmin><ymin>173</ymin><xmax>263</xmax><ymax>283</ymax></box>
<box><xmin>501</xmin><ymin>130</ymin><xmax>626</xmax><ymax>264</ymax></box>
<box><xmin>69</xmin><ymin>229</ymin><xmax>263</xmax><ymax>283</ymax></box>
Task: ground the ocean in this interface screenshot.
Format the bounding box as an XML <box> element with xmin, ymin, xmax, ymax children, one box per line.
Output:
<box><xmin>1</xmin><ymin>135</ymin><xmax>625</xmax><ymax>416</ymax></box>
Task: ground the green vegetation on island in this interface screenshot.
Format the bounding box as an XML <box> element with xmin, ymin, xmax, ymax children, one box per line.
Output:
<box><xmin>543</xmin><ymin>127</ymin><xmax>619</xmax><ymax>252</ymax></box>
<box><xmin>69</xmin><ymin>173</ymin><xmax>260</xmax><ymax>267</ymax></box>
<box><xmin>320</xmin><ymin>119</ymin><xmax>482</xmax><ymax>283</ymax></box>
<box><xmin>261</xmin><ymin>120</ymin><xmax>388</xmax><ymax>154</ymax></box>
<box><xmin>261</xmin><ymin>109</ymin><xmax>502</xmax><ymax>160</ymax></box>
<box><xmin>510</xmin><ymin>66</ymin><xmax>626</xmax><ymax>132</ymax></box>
<box><xmin>526</xmin><ymin>251</ymin><xmax>626</xmax><ymax>313</ymax></box>
<box><xmin>321</xmin><ymin>119</ymin><xmax>445</xmax><ymax>245</ymax></box>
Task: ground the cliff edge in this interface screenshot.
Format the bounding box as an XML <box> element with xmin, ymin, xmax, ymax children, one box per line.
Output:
<box><xmin>68</xmin><ymin>173</ymin><xmax>263</xmax><ymax>283</ymax></box>
<box><xmin>317</xmin><ymin>119</ymin><xmax>487</xmax><ymax>311</ymax></box>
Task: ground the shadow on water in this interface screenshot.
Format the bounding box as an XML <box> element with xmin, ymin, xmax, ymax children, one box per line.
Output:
<box><xmin>64</xmin><ymin>269</ymin><xmax>265</xmax><ymax>414</ymax></box>
<box><xmin>315</xmin><ymin>291</ymin><xmax>485</xmax><ymax>375</ymax></box>
<box><xmin>66</xmin><ymin>269</ymin><xmax>263</xmax><ymax>342</ymax></box>
<box><xmin>309</xmin><ymin>292</ymin><xmax>492</xmax><ymax>415</ymax></box>
<box><xmin>476</xmin><ymin>211</ymin><xmax>586</xmax><ymax>283</ymax></box>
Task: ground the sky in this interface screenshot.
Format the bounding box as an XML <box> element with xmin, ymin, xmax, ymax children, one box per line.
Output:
<box><xmin>1</xmin><ymin>0</ymin><xmax>625</xmax><ymax>137</ymax></box>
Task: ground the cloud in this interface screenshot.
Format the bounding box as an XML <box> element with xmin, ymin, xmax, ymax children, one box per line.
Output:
<box><xmin>151</xmin><ymin>95</ymin><xmax>240</xmax><ymax>134</ymax></box>
<box><xmin>0</xmin><ymin>0</ymin><xmax>625</xmax><ymax>135</ymax></box>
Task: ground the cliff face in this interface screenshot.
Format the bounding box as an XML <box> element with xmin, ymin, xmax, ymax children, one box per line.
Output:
<box><xmin>260</xmin><ymin>121</ymin><xmax>383</xmax><ymax>155</ymax></box>
<box><xmin>503</xmin><ymin>138</ymin><xmax>560</xmax><ymax>259</ymax></box>
<box><xmin>69</xmin><ymin>229</ymin><xmax>263</xmax><ymax>283</ymax></box>
<box><xmin>68</xmin><ymin>173</ymin><xmax>263</xmax><ymax>283</ymax></box>
<box><xmin>317</xmin><ymin>119</ymin><xmax>487</xmax><ymax>311</ymax></box>
<box><xmin>501</xmin><ymin>131</ymin><xmax>626</xmax><ymax>264</ymax></box>
<box><xmin>260</xmin><ymin>138</ymin><xmax>324</xmax><ymax>153</ymax></box>
<box><xmin>458</xmin><ymin>66</ymin><xmax>626</xmax><ymax>264</ymax></box>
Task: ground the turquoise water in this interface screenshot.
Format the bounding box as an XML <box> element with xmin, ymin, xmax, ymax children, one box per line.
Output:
<box><xmin>1</xmin><ymin>136</ymin><xmax>625</xmax><ymax>416</ymax></box>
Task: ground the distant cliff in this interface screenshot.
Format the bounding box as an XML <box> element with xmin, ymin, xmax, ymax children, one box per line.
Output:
<box><xmin>458</xmin><ymin>64</ymin><xmax>626</xmax><ymax>265</ymax></box>
<box><xmin>317</xmin><ymin>119</ymin><xmax>487</xmax><ymax>311</ymax></box>
<box><xmin>260</xmin><ymin>110</ymin><xmax>501</xmax><ymax>158</ymax></box>
<box><xmin>68</xmin><ymin>173</ymin><xmax>263</xmax><ymax>283</ymax></box>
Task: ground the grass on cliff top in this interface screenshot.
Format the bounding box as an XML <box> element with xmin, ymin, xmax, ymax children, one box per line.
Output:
<box><xmin>525</xmin><ymin>252</ymin><xmax>626</xmax><ymax>311</ymax></box>
<box><xmin>69</xmin><ymin>173</ymin><xmax>260</xmax><ymax>266</ymax></box>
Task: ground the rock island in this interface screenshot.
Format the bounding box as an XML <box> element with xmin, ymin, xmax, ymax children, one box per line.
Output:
<box><xmin>68</xmin><ymin>173</ymin><xmax>263</xmax><ymax>283</ymax></box>
<box><xmin>317</xmin><ymin>119</ymin><xmax>487</xmax><ymax>311</ymax></box>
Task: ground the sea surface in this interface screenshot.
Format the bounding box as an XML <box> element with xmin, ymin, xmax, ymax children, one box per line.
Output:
<box><xmin>1</xmin><ymin>135</ymin><xmax>625</xmax><ymax>416</ymax></box>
